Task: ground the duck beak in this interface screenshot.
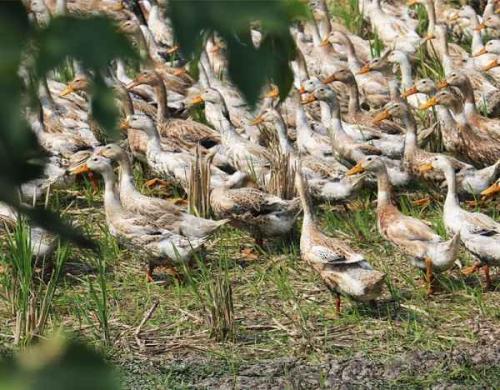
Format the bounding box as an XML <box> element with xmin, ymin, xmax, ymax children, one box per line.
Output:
<box><xmin>419</xmin><ymin>96</ymin><xmax>438</xmax><ymax>110</ymax></box>
<box><xmin>119</xmin><ymin>118</ymin><xmax>130</xmax><ymax>130</ymax></box>
<box><xmin>483</xmin><ymin>59</ymin><xmax>499</xmax><ymax>71</ymax></box>
<box><xmin>472</xmin><ymin>47</ymin><xmax>487</xmax><ymax>57</ymax></box>
<box><xmin>436</xmin><ymin>80</ymin><xmax>449</xmax><ymax>89</ymax></box>
<box><xmin>126</xmin><ymin>80</ymin><xmax>139</xmax><ymax>90</ymax></box>
<box><xmin>474</xmin><ymin>23</ymin><xmax>486</xmax><ymax>31</ymax></box>
<box><xmin>323</xmin><ymin>74</ymin><xmax>337</xmax><ymax>84</ymax></box>
<box><xmin>347</xmin><ymin>163</ymin><xmax>365</xmax><ymax>176</ymax></box>
<box><xmin>191</xmin><ymin>95</ymin><xmax>204</xmax><ymax>105</ymax></box>
<box><xmin>372</xmin><ymin>110</ymin><xmax>391</xmax><ymax>124</ymax></box>
<box><xmin>320</xmin><ymin>37</ymin><xmax>330</xmax><ymax>47</ymax></box>
<box><xmin>166</xmin><ymin>44</ymin><xmax>179</xmax><ymax>54</ymax></box>
<box><xmin>69</xmin><ymin>163</ymin><xmax>90</xmax><ymax>175</ymax></box>
<box><xmin>418</xmin><ymin>162</ymin><xmax>433</xmax><ymax>173</ymax></box>
<box><xmin>407</xmin><ymin>0</ymin><xmax>418</xmax><ymax>5</ymax></box>
<box><xmin>298</xmin><ymin>86</ymin><xmax>306</xmax><ymax>94</ymax></box>
<box><xmin>265</xmin><ymin>86</ymin><xmax>279</xmax><ymax>99</ymax></box>
<box><xmin>422</xmin><ymin>33</ymin><xmax>435</xmax><ymax>42</ymax></box>
<box><xmin>173</xmin><ymin>68</ymin><xmax>186</xmax><ymax>77</ymax></box>
<box><xmin>357</xmin><ymin>64</ymin><xmax>371</xmax><ymax>75</ymax></box>
<box><xmin>480</xmin><ymin>181</ymin><xmax>500</xmax><ymax>198</ymax></box>
<box><xmin>250</xmin><ymin>115</ymin><xmax>265</xmax><ymax>126</ymax></box>
<box><xmin>59</xmin><ymin>84</ymin><xmax>74</xmax><ymax>97</ymax></box>
<box><xmin>301</xmin><ymin>95</ymin><xmax>317</xmax><ymax>104</ymax></box>
<box><xmin>401</xmin><ymin>85</ymin><xmax>418</xmax><ymax>98</ymax></box>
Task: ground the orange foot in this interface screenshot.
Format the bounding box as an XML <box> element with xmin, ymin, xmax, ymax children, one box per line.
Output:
<box><xmin>412</xmin><ymin>197</ymin><xmax>431</xmax><ymax>207</ymax></box>
<box><xmin>462</xmin><ymin>261</ymin><xmax>481</xmax><ymax>276</ymax></box>
<box><xmin>145</xmin><ymin>178</ymin><xmax>169</xmax><ymax>188</ymax></box>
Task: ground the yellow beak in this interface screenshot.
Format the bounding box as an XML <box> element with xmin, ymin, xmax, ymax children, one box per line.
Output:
<box><xmin>301</xmin><ymin>95</ymin><xmax>317</xmax><ymax>104</ymax></box>
<box><xmin>320</xmin><ymin>37</ymin><xmax>330</xmax><ymax>47</ymax></box>
<box><xmin>483</xmin><ymin>59</ymin><xmax>499</xmax><ymax>72</ymax></box>
<box><xmin>357</xmin><ymin>64</ymin><xmax>371</xmax><ymax>75</ymax></box>
<box><xmin>347</xmin><ymin>163</ymin><xmax>365</xmax><ymax>176</ymax></box>
<box><xmin>419</xmin><ymin>96</ymin><xmax>438</xmax><ymax>110</ymax></box>
<box><xmin>69</xmin><ymin>163</ymin><xmax>90</xmax><ymax>175</ymax></box>
<box><xmin>401</xmin><ymin>85</ymin><xmax>418</xmax><ymax>98</ymax></box>
<box><xmin>250</xmin><ymin>115</ymin><xmax>265</xmax><ymax>126</ymax></box>
<box><xmin>191</xmin><ymin>95</ymin><xmax>204</xmax><ymax>105</ymax></box>
<box><xmin>372</xmin><ymin>110</ymin><xmax>391</xmax><ymax>124</ymax></box>
<box><xmin>120</xmin><ymin>118</ymin><xmax>130</xmax><ymax>130</ymax></box>
<box><xmin>474</xmin><ymin>23</ymin><xmax>486</xmax><ymax>32</ymax></box>
<box><xmin>436</xmin><ymin>80</ymin><xmax>449</xmax><ymax>89</ymax></box>
<box><xmin>166</xmin><ymin>45</ymin><xmax>179</xmax><ymax>54</ymax></box>
<box><xmin>472</xmin><ymin>47</ymin><xmax>487</xmax><ymax>57</ymax></box>
<box><xmin>417</xmin><ymin>162</ymin><xmax>433</xmax><ymax>173</ymax></box>
<box><xmin>265</xmin><ymin>86</ymin><xmax>279</xmax><ymax>99</ymax></box>
<box><xmin>323</xmin><ymin>74</ymin><xmax>337</xmax><ymax>84</ymax></box>
<box><xmin>480</xmin><ymin>181</ymin><xmax>500</xmax><ymax>198</ymax></box>
<box><xmin>59</xmin><ymin>85</ymin><xmax>74</xmax><ymax>97</ymax></box>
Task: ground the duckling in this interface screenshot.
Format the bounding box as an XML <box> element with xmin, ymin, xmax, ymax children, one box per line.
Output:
<box><xmin>295</xmin><ymin>166</ymin><xmax>385</xmax><ymax>313</ymax></box>
<box><xmin>70</xmin><ymin>155</ymin><xmax>206</xmax><ymax>281</ymax></box>
<box><xmin>420</xmin><ymin>156</ymin><xmax>500</xmax><ymax>289</ymax></box>
<box><xmin>347</xmin><ymin>156</ymin><xmax>461</xmax><ymax>295</ymax></box>
<box><xmin>210</xmin><ymin>173</ymin><xmax>300</xmax><ymax>247</ymax></box>
<box><xmin>97</xmin><ymin>143</ymin><xmax>229</xmax><ymax>239</ymax></box>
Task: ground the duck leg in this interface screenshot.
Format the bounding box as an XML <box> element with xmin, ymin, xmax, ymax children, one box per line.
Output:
<box><xmin>482</xmin><ymin>265</ymin><xmax>491</xmax><ymax>291</ymax></box>
<box><xmin>146</xmin><ymin>263</ymin><xmax>155</xmax><ymax>283</ymax></box>
<box><xmin>424</xmin><ymin>257</ymin><xmax>434</xmax><ymax>296</ymax></box>
<box><xmin>335</xmin><ymin>292</ymin><xmax>341</xmax><ymax>315</ymax></box>
<box><xmin>144</xmin><ymin>178</ymin><xmax>169</xmax><ymax>188</ymax></box>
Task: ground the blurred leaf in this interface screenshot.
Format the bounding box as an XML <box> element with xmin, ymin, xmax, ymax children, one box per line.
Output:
<box><xmin>169</xmin><ymin>0</ymin><xmax>308</xmax><ymax>107</ymax></box>
<box><xmin>90</xmin><ymin>76</ymin><xmax>120</xmax><ymax>141</ymax></box>
<box><xmin>0</xmin><ymin>336</ymin><xmax>119</xmax><ymax>390</ymax></box>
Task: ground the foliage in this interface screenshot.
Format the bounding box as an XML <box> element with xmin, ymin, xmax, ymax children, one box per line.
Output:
<box><xmin>0</xmin><ymin>2</ymin><xmax>137</xmax><ymax>247</ymax></box>
<box><xmin>168</xmin><ymin>0</ymin><xmax>309</xmax><ymax>107</ymax></box>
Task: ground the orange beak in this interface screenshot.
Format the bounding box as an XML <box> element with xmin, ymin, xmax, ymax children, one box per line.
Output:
<box><xmin>173</xmin><ymin>68</ymin><xmax>186</xmax><ymax>77</ymax></box>
<box><xmin>483</xmin><ymin>59</ymin><xmax>499</xmax><ymax>71</ymax></box>
<box><xmin>301</xmin><ymin>95</ymin><xmax>317</xmax><ymax>104</ymax></box>
<box><xmin>320</xmin><ymin>37</ymin><xmax>330</xmax><ymax>47</ymax></box>
<box><xmin>372</xmin><ymin>110</ymin><xmax>391</xmax><ymax>124</ymax></box>
<box><xmin>265</xmin><ymin>86</ymin><xmax>279</xmax><ymax>99</ymax></box>
<box><xmin>407</xmin><ymin>0</ymin><xmax>418</xmax><ymax>5</ymax></box>
<box><xmin>191</xmin><ymin>95</ymin><xmax>204</xmax><ymax>105</ymax></box>
<box><xmin>69</xmin><ymin>163</ymin><xmax>90</xmax><ymax>175</ymax></box>
<box><xmin>417</xmin><ymin>162</ymin><xmax>433</xmax><ymax>173</ymax></box>
<box><xmin>298</xmin><ymin>86</ymin><xmax>306</xmax><ymax>94</ymax></box>
<box><xmin>357</xmin><ymin>64</ymin><xmax>371</xmax><ymax>75</ymax></box>
<box><xmin>250</xmin><ymin>115</ymin><xmax>265</xmax><ymax>126</ymax></box>
<box><xmin>419</xmin><ymin>96</ymin><xmax>438</xmax><ymax>110</ymax></box>
<box><xmin>436</xmin><ymin>80</ymin><xmax>449</xmax><ymax>89</ymax></box>
<box><xmin>59</xmin><ymin>84</ymin><xmax>75</xmax><ymax>97</ymax></box>
<box><xmin>323</xmin><ymin>74</ymin><xmax>337</xmax><ymax>84</ymax></box>
<box><xmin>346</xmin><ymin>162</ymin><xmax>365</xmax><ymax>176</ymax></box>
<box><xmin>401</xmin><ymin>86</ymin><xmax>418</xmax><ymax>98</ymax></box>
<box><xmin>472</xmin><ymin>47</ymin><xmax>487</xmax><ymax>57</ymax></box>
<box><xmin>474</xmin><ymin>23</ymin><xmax>486</xmax><ymax>31</ymax></box>
<box><xmin>119</xmin><ymin>118</ymin><xmax>130</xmax><ymax>131</ymax></box>
<box><xmin>480</xmin><ymin>181</ymin><xmax>500</xmax><ymax>198</ymax></box>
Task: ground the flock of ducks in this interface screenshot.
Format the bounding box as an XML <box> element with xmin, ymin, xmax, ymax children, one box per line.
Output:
<box><xmin>4</xmin><ymin>0</ymin><xmax>500</xmax><ymax>312</ymax></box>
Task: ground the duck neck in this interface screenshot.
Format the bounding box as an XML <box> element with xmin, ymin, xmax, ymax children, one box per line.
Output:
<box><xmin>343</xmin><ymin>37</ymin><xmax>362</xmax><ymax>72</ymax></box>
<box><xmin>397</xmin><ymin>56</ymin><xmax>414</xmax><ymax>89</ymax></box>
<box><xmin>273</xmin><ymin>113</ymin><xmax>293</xmax><ymax>154</ymax></box>
<box><xmin>101</xmin><ymin>169</ymin><xmax>122</xmax><ymax>216</ymax></box>
<box><xmin>376</xmin><ymin>166</ymin><xmax>392</xmax><ymax>209</ymax></box>
<box><xmin>443</xmin><ymin>165</ymin><xmax>459</xmax><ymax>209</ymax></box>
<box><xmin>145</xmin><ymin>127</ymin><xmax>162</xmax><ymax>153</ymax></box>
<box><xmin>448</xmin><ymin>101</ymin><xmax>468</xmax><ymax>126</ymax></box>
<box><xmin>347</xmin><ymin>79</ymin><xmax>361</xmax><ymax>116</ymax></box>
<box><xmin>296</xmin><ymin>103</ymin><xmax>313</xmax><ymax>147</ymax></box>
<box><xmin>296</xmin><ymin>173</ymin><xmax>314</xmax><ymax>227</ymax></box>
<box><xmin>117</xmin><ymin>155</ymin><xmax>137</xmax><ymax>195</ymax></box>
<box><xmin>459</xmin><ymin>79</ymin><xmax>479</xmax><ymax>118</ymax></box>
<box><xmin>154</xmin><ymin>79</ymin><xmax>169</xmax><ymax>122</ymax></box>
<box><xmin>402</xmin><ymin>111</ymin><xmax>418</xmax><ymax>160</ymax></box>
<box><xmin>319</xmin><ymin>100</ymin><xmax>332</xmax><ymax>126</ymax></box>
<box><xmin>468</xmin><ymin>13</ymin><xmax>484</xmax><ymax>54</ymax></box>
<box><xmin>425</xmin><ymin>0</ymin><xmax>437</xmax><ymax>36</ymax></box>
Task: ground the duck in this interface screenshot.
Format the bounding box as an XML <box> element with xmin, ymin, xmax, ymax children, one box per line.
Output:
<box><xmin>96</xmin><ymin>143</ymin><xmax>229</xmax><ymax>238</ymax></box>
<box><xmin>322</xmin><ymin>68</ymin><xmax>403</xmax><ymax>135</ymax></box>
<box><xmin>121</xmin><ymin>113</ymin><xmax>234</xmax><ymax>189</ymax></box>
<box><xmin>253</xmin><ymin>107</ymin><xmax>367</xmax><ymax>202</ymax></box>
<box><xmin>419</xmin><ymin>89</ymin><xmax>500</xmax><ymax>167</ymax></box>
<box><xmin>70</xmin><ymin>155</ymin><xmax>206</xmax><ymax>281</ymax></box>
<box><xmin>347</xmin><ymin>156</ymin><xmax>461</xmax><ymax>295</ymax></box>
<box><xmin>373</xmin><ymin>101</ymin><xmax>500</xmax><ymax>195</ymax></box>
<box><xmin>210</xmin><ymin>172</ymin><xmax>300</xmax><ymax>247</ymax></box>
<box><xmin>437</xmin><ymin>72</ymin><xmax>500</xmax><ymax>136</ymax></box>
<box><xmin>295</xmin><ymin>166</ymin><xmax>385</xmax><ymax>313</ymax></box>
<box><xmin>419</xmin><ymin>156</ymin><xmax>500</xmax><ymax>289</ymax></box>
